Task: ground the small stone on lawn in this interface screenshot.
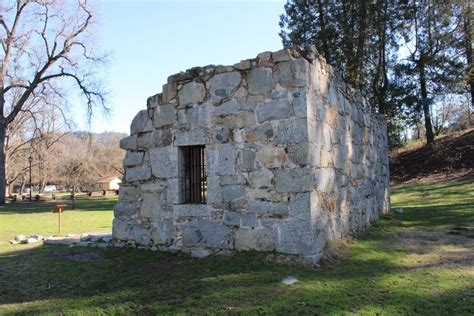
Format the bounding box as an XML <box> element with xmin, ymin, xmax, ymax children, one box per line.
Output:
<box><xmin>281</xmin><ymin>276</ymin><xmax>299</xmax><ymax>285</ymax></box>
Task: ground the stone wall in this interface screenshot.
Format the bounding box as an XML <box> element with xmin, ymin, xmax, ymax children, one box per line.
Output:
<box><xmin>113</xmin><ymin>46</ymin><xmax>390</xmax><ymax>261</ymax></box>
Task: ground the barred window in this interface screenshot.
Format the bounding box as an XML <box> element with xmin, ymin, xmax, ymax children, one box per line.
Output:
<box><xmin>181</xmin><ymin>145</ymin><xmax>207</xmax><ymax>204</ymax></box>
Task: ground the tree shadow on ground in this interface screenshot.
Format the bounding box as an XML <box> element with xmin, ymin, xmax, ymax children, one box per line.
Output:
<box><xmin>0</xmin><ymin>228</ymin><xmax>472</xmax><ymax>315</ymax></box>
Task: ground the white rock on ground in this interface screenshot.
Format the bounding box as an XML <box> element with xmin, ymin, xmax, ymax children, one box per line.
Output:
<box><xmin>281</xmin><ymin>276</ymin><xmax>299</xmax><ymax>285</ymax></box>
<box><xmin>10</xmin><ymin>233</ymin><xmax>114</xmax><ymax>248</ymax></box>
<box><xmin>14</xmin><ymin>235</ymin><xmax>27</xmax><ymax>243</ymax></box>
<box><xmin>43</xmin><ymin>236</ymin><xmax>82</xmax><ymax>245</ymax></box>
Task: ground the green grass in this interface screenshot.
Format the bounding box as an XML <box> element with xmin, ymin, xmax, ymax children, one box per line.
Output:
<box><xmin>0</xmin><ymin>194</ymin><xmax>115</xmax><ymax>242</ymax></box>
<box><xmin>0</xmin><ymin>178</ymin><xmax>473</xmax><ymax>315</ymax></box>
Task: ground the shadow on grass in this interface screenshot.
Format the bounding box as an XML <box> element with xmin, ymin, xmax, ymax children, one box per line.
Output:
<box><xmin>393</xmin><ymin>203</ymin><xmax>474</xmax><ymax>229</ymax></box>
<box><xmin>392</xmin><ymin>173</ymin><xmax>474</xmax><ymax>195</ymax></box>
<box><xmin>0</xmin><ymin>236</ymin><xmax>472</xmax><ymax>315</ymax></box>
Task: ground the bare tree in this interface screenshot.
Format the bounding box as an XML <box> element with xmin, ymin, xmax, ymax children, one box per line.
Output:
<box><xmin>57</xmin><ymin>135</ymin><xmax>94</xmax><ymax>209</ymax></box>
<box><xmin>0</xmin><ymin>0</ymin><xmax>107</xmax><ymax>204</ymax></box>
<box><xmin>5</xmin><ymin>89</ymin><xmax>71</xmax><ymax>196</ymax></box>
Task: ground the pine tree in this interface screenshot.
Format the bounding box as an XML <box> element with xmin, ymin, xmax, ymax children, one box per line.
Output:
<box><xmin>396</xmin><ymin>0</ymin><xmax>465</xmax><ymax>144</ymax></box>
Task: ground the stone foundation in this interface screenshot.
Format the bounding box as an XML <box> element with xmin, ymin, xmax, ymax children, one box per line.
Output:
<box><xmin>113</xmin><ymin>46</ymin><xmax>390</xmax><ymax>261</ymax></box>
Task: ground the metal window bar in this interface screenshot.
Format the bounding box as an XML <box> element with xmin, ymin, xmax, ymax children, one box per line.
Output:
<box><xmin>183</xmin><ymin>146</ymin><xmax>206</xmax><ymax>204</ymax></box>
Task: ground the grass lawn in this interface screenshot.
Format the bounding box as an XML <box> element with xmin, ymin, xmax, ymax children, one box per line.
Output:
<box><xmin>0</xmin><ymin>194</ymin><xmax>115</xmax><ymax>241</ymax></box>
<box><xmin>0</xmin><ymin>178</ymin><xmax>473</xmax><ymax>315</ymax></box>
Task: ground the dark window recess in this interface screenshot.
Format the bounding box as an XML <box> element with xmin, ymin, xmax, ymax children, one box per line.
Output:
<box><xmin>182</xmin><ymin>145</ymin><xmax>207</xmax><ymax>204</ymax></box>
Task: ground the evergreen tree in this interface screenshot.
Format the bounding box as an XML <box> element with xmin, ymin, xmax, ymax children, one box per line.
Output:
<box><xmin>280</xmin><ymin>0</ymin><xmax>467</xmax><ymax>145</ymax></box>
<box><xmin>280</xmin><ymin>0</ymin><xmax>405</xmax><ymax>145</ymax></box>
<box><xmin>396</xmin><ymin>0</ymin><xmax>465</xmax><ymax>144</ymax></box>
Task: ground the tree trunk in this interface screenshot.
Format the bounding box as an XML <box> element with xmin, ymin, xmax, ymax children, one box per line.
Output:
<box><xmin>419</xmin><ymin>57</ymin><xmax>435</xmax><ymax>144</ymax></box>
<box><xmin>20</xmin><ymin>179</ymin><xmax>25</xmax><ymax>194</ymax></box>
<box><xmin>355</xmin><ymin>0</ymin><xmax>368</xmax><ymax>89</ymax></box>
<box><xmin>0</xmin><ymin>121</ymin><xmax>6</xmax><ymax>204</ymax></box>
<box><xmin>464</xmin><ymin>3</ymin><xmax>474</xmax><ymax>107</ymax></box>
<box><xmin>71</xmin><ymin>185</ymin><xmax>76</xmax><ymax>210</ymax></box>
<box><xmin>40</xmin><ymin>180</ymin><xmax>46</xmax><ymax>193</ymax></box>
<box><xmin>316</xmin><ymin>0</ymin><xmax>331</xmax><ymax>64</ymax></box>
<box><xmin>6</xmin><ymin>182</ymin><xmax>12</xmax><ymax>198</ymax></box>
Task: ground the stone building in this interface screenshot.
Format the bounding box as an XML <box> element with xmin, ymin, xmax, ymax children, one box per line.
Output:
<box><xmin>113</xmin><ymin>47</ymin><xmax>390</xmax><ymax>261</ymax></box>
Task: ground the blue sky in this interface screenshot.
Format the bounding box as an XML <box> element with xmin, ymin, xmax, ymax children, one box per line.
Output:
<box><xmin>82</xmin><ymin>0</ymin><xmax>287</xmax><ymax>134</ymax></box>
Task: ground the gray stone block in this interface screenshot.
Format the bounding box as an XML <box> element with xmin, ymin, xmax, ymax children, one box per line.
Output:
<box><xmin>114</xmin><ymin>202</ymin><xmax>139</xmax><ymax>218</ymax></box>
<box><xmin>276</xmin><ymin>59</ymin><xmax>309</xmax><ymax>87</ymax></box>
<box><xmin>276</xmin><ymin>118</ymin><xmax>308</xmax><ymax>144</ymax></box>
<box><xmin>212</xmin><ymin>127</ymin><xmax>231</xmax><ymax>143</ymax></box>
<box><xmin>175</xmin><ymin>129</ymin><xmax>209</xmax><ymax>146</ymax></box>
<box><xmin>131</xmin><ymin>226</ymin><xmax>151</xmax><ymax>246</ymax></box>
<box><xmin>119</xmin><ymin>135</ymin><xmax>137</xmax><ymax>150</ymax></box>
<box><xmin>179</xmin><ymin>81</ymin><xmax>206</xmax><ymax>105</ymax></box>
<box><xmin>182</xmin><ymin>220</ymin><xmax>230</xmax><ymax>249</ymax></box>
<box><xmin>233</xmin><ymin>59</ymin><xmax>251</xmax><ymax>70</ymax></box>
<box><xmin>231</xmin><ymin>198</ymin><xmax>248</xmax><ymax>210</ymax></box>
<box><xmin>154</xmin><ymin>104</ymin><xmax>176</xmax><ymax>128</ymax></box>
<box><xmin>241</xmin><ymin>213</ymin><xmax>258</xmax><ymax>228</ymax></box>
<box><xmin>137</xmin><ymin>130</ymin><xmax>172</xmax><ymax>149</ymax></box>
<box><xmin>234</xmin><ymin>227</ymin><xmax>274</xmax><ymax>251</ymax></box>
<box><xmin>257</xmin><ymin>51</ymin><xmax>272</xmax><ymax>65</ymax></box>
<box><xmin>161</xmin><ymin>81</ymin><xmax>177</xmax><ymax>104</ymax></box>
<box><xmin>289</xmin><ymin>193</ymin><xmax>311</xmax><ymax>220</ymax></box>
<box><xmin>248</xmin><ymin>169</ymin><xmax>273</xmax><ymax>189</ymax></box>
<box><xmin>223</xmin><ymin>211</ymin><xmax>240</xmax><ymax>226</ymax></box>
<box><xmin>275</xmin><ymin>220</ymin><xmax>319</xmax><ymax>255</ymax></box>
<box><xmin>248</xmin><ymin>67</ymin><xmax>274</xmax><ymax>95</ymax></box>
<box><xmin>151</xmin><ymin>218</ymin><xmax>176</xmax><ymax>245</ymax></box>
<box><xmin>256</xmin><ymin>146</ymin><xmax>287</xmax><ymax>168</ymax></box>
<box><xmin>210</xmin><ymin>71</ymin><xmax>241</xmax><ymax>101</ymax></box>
<box><xmin>123</xmin><ymin>151</ymin><xmax>144</xmax><ymax>167</ymax></box>
<box><xmin>249</xmin><ymin>200</ymin><xmax>288</xmax><ymax>215</ymax></box>
<box><xmin>166</xmin><ymin>178</ymin><xmax>180</xmax><ymax>204</ymax></box>
<box><xmin>272</xmin><ymin>49</ymin><xmax>292</xmax><ymax>62</ymax></box>
<box><xmin>314</xmin><ymin>168</ymin><xmax>335</xmax><ymax>194</ymax></box>
<box><xmin>213</xmin><ymin>111</ymin><xmax>256</xmax><ymax>129</ymax></box>
<box><xmin>207</xmin><ymin>175</ymin><xmax>223</xmax><ymax>205</ymax></box>
<box><xmin>112</xmin><ymin>218</ymin><xmax>131</xmax><ymax>240</ymax></box>
<box><xmin>185</xmin><ymin>103</ymin><xmax>211</xmax><ymax>127</ymax></box>
<box><xmin>147</xmin><ymin>93</ymin><xmax>160</xmax><ymax>108</ymax></box>
<box><xmin>141</xmin><ymin>181</ymin><xmax>166</xmax><ymax>192</ymax></box>
<box><xmin>286</xmin><ymin>143</ymin><xmax>309</xmax><ymax>166</ymax></box>
<box><xmin>213</xmin><ymin>99</ymin><xmax>241</xmax><ymax>116</ymax></box>
<box><xmin>141</xmin><ymin>192</ymin><xmax>162</xmax><ymax>219</ymax></box>
<box><xmin>256</xmin><ymin>99</ymin><xmax>291</xmax><ymax>123</ymax></box>
<box><xmin>119</xmin><ymin>186</ymin><xmax>140</xmax><ymax>202</ymax></box>
<box><xmin>274</xmin><ymin>168</ymin><xmax>311</xmax><ymax>193</ymax></box>
<box><xmin>207</xmin><ymin>144</ymin><xmax>236</xmax><ymax>175</ymax></box>
<box><xmin>130</xmin><ymin>110</ymin><xmax>153</xmax><ymax>135</ymax></box>
<box><xmin>243</xmin><ymin>123</ymin><xmax>274</xmax><ymax>142</ymax></box>
<box><xmin>220</xmin><ymin>175</ymin><xmax>244</xmax><ymax>185</ymax></box>
<box><xmin>150</xmin><ymin>146</ymin><xmax>177</xmax><ymax>178</ymax></box>
<box><xmin>239</xmin><ymin>150</ymin><xmax>256</xmax><ymax>171</ymax></box>
<box><xmin>125</xmin><ymin>166</ymin><xmax>152</xmax><ymax>182</ymax></box>
<box><xmin>292</xmin><ymin>89</ymin><xmax>307</xmax><ymax>117</ymax></box>
<box><xmin>174</xmin><ymin>204</ymin><xmax>209</xmax><ymax>218</ymax></box>
<box><xmin>222</xmin><ymin>185</ymin><xmax>245</xmax><ymax>202</ymax></box>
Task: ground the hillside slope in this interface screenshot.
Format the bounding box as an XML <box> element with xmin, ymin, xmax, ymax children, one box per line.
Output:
<box><xmin>390</xmin><ymin>129</ymin><xmax>474</xmax><ymax>184</ymax></box>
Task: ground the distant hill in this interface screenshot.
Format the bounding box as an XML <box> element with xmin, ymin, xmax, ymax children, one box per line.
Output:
<box><xmin>390</xmin><ymin>129</ymin><xmax>474</xmax><ymax>184</ymax></box>
<box><xmin>71</xmin><ymin>131</ymin><xmax>127</xmax><ymax>144</ymax></box>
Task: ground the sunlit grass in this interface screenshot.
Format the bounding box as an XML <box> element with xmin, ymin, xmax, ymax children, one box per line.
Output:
<box><xmin>0</xmin><ymin>195</ymin><xmax>115</xmax><ymax>244</ymax></box>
